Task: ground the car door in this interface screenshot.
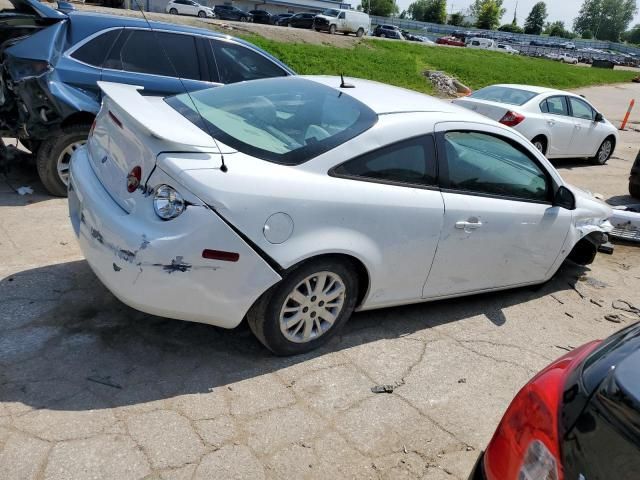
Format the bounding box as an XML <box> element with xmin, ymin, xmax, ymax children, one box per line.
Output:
<box><xmin>422</xmin><ymin>123</ymin><xmax>572</xmax><ymax>298</ymax></box>
<box><xmin>100</xmin><ymin>29</ymin><xmax>212</xmax><ymax>95</ymax></box>
<box><xmin>540</xmin><ymin>95</ymin><xmax>575</xmax><ymax>156</ymax></box>
<box><xmin>336</xmin><ymin>11</ymin><xmax>346</xmax><ymax>30</ymax></box>
<box><xmin>186</xmin><ymin>0</ymin><xmax>199</xmax><ymax>16</ymax></box>
<box><xmin>331</xmin><ymin>135</ymin><xmax>445</xmax><ymax>305</ymax></box>
<box><xmin>567</xmin><ymin>96</ymin><xmax>601</xmax><ymax>156</ymax></box>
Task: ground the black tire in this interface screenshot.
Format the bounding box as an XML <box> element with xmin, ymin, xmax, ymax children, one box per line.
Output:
<box><xmin>356</xmin><ymin>28</ymin><xmax>364</xmax><ymax>37</ymax></box>
<box><xmin>329</xmin><ymin>24</ymin><xmax>336</xmax><ymax>34</ymax></box>
<box><xmin>531</xmin><ymin>135</ymin><xmax>547</xmax><ymax>155</ymax></box>
<box><xmin>630</xmin><ymin>179</ymin><xmax>640</xmax><ymax>199</ymax></box>
<box><xmin>37</xmin><ymin>124</ymin><xmax>90</xmax><ymax>197</ymax></box>
<box><xmin>247</xmin><ymin>257</ymin><xmax>359</xmax><ymax>356</ymax></box>
<box><xmin>169</xmin><ymin>7</ymin><xmax>177</xmax><ymax>14</ymax></box>
<box><xmin>380</xmin><ymin>33</ymin><xmax>386</xmax><ymax>38</ymax></box>
<box><xmin>240</xmin><ymin>16</ymin><xmax>247</xmax><ymax>22</ymax></box>
<box><xmin>198</xmin><ymin>10</ymin><xmax>206</xmax><ymax>17</ymax></box>
<box><xmin>591</xmin><ymin>137</ymin><xmax>614</xmax><ymax>165</ymax></box>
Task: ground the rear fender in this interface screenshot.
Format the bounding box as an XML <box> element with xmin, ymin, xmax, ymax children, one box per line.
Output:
<box><xmin>4</xmin><ymin>20</ymin><xmax>66</xmax><ymax>64</ymax></box>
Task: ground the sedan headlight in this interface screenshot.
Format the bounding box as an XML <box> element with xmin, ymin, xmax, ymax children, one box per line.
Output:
<box><xmin>153</xmin><ymin>185</ymin><xmax>185</xmax><ymax>220</ymax></box>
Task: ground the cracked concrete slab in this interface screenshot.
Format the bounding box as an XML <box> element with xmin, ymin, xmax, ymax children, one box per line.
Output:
<box><xmin>1</xmin><ymin>82</ymin><xmax>640</xmax><ymax>479</ymax></box>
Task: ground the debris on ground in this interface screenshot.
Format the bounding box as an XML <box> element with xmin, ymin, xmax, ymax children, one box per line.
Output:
<box><xmin>604</xmin><ymin>314</ymin><xmax>624</xmax><ymax>323</ymax></box>
<box><xmin>590</xmin><ymin>299</ymin><xmax>604</xmax><ymax>307</ymax></box>
<box><xmin>16</xmin><ymin>186</ymin><xmax>33</xmax><ymax>195</ymax></box>
<box><xmin>565</xmin><ymin>312</ymin><xmax>574</xmax><ymax>318</ymax></box>
<box><xmin>424</xmin><ymin>70</ymin><xmax>471</xmax><ymax>97</ymax></box>
<box><xmin>609</xmin><ymin>204</ymin><xmax>640</xmax><ymax>243</ymax></box>
<box><xmin>457</xmin><ymin>378</ymin><xmax>467</xmax><ymax>384</ymax></box>
<box><xmin>371</xmin><ymin>384</ymin><xmax>395</xmax><ymax>394</ymax></box>
<box><xmin>556</xmin><ymin>345</ymin><xmax>574</xmax><ymax>351</ymax></box>
<box><xmin>612</xmin><ymin>299</ymin><xmax>640</xmax><ymax>316</ymax></box>
<box><xmin>577</xmin><ymin>275</ymin><xmax>608</xmax><ymax>289</ymax></box>
<box><xmin>567</xmin><ymin>282</ymin><xmax>586</xmax><ymax>299</ymax></box>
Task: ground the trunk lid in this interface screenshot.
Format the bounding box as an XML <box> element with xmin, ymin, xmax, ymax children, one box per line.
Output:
<box><xmin>88</xmin><ymin>82</ymin><xmax>219</xmax><ymax>212</ymax></box>
<box><xmin>452</xmin><ymin>98</ymin><xmax>511</xmax><ymax>122</ymax></box>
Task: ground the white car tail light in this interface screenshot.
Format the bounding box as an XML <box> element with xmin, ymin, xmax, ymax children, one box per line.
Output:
<box><xmin>499</xmin><ymin>111</ymin><xmax>526</xmax><ymax>127</ymax></box>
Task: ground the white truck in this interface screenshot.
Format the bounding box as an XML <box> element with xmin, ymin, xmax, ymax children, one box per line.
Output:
<box><xmin>313</xmin><ymin>8</ymin><xmax>370</xmax><ymax>37</ymax></box>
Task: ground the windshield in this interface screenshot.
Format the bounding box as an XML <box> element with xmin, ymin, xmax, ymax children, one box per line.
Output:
<box><xmin>470</xmin><ymin>86</ymin><xmax>538</xmax><ymax>106</ymax></box>
<box><xmin>322</xmin><ymin>8</ymin><xmax>340</xmax><ymax>16</ymax></box>
<box><xmin>165</xmin><ymin>77</ymin><xmax>378</xmax><ymax>165</ymax></box>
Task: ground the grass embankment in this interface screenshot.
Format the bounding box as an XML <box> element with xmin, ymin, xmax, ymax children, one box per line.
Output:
<box><xmin>244</xmin><ymin>36</ymin><xmax>638</xmax><ymax>95</ymax></box>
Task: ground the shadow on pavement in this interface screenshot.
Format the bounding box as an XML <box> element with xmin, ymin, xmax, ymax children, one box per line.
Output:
<box><xmin>0</xmin><ymin>259</ymin><xmax>587</xmax><ymax>412</ymax></box>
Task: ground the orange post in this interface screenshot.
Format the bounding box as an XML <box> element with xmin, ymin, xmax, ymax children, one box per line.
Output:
<box><xmin>620</xmin><ymin>99</ymin><xmax>635</xmax><ymax>130</ymax></box>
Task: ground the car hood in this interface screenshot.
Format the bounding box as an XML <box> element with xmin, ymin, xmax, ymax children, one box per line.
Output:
<box><xmin>6</xmin><ymin>0</ymin><xmax>67</xmax><ymax>20</ymax></box>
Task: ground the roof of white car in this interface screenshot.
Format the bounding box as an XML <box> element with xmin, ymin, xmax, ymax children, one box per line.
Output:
<box><xmin>304</xmin><ymin>76</ymin><xmax>464</xmax><ymax>115</ymax></box>
<box><xmin>492</xmin><ymin>83</ymin><xmax>570</xmax><ymax>96</ymax></box>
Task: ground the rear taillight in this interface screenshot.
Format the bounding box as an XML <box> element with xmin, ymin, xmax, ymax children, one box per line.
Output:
<box><xmin>126</xmin><ymin>166</ymin><xmax>142</xmax><ymax>193</ymax></box>
<box><xmin>499</xmin><ymin>110</ymin><xmax>526</xmax><ymax>127</ymax></box>
<box><xmin>483</xmin><ymin>340</ymin><xmax>602</xmax><ymax>480</ymax></box>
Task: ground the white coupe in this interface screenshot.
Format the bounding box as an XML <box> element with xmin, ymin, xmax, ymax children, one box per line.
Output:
<box><xmin>68</xmin><ymin>77</ymin><xmax>613</xmax><ymax>355</ymax></box>
<box><xmin>453</xmin><ymin>84</ymin><xmax>618</xmax><ymax>164</ymax></box>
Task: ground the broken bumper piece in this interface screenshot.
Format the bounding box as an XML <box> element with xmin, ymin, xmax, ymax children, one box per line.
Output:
<box><xmin>68</xmin><ymin>147</ymin><xmax>281</xmax><ymax>329</ymax></box>
<box><xmin>609</xmin><ymin>205</ymin><xmax>640</xmax><ymax>243</ymax></box>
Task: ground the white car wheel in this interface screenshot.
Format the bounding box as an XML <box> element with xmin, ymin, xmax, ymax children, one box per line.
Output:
<box><xmin>169</xmin><ymin>8</ymin><xmax>177</xmax><ymax>14</ymax></box>
<box><xmin>593</xmin><ymin>138</ymin><xmax>613</xmax><ymax>165</ymax></box>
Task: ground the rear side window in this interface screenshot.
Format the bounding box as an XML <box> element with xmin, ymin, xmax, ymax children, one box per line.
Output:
<box><xmin>545</xmin><ymin>96</ymin><xmax>569</xmax><ymax>116</ymax></box>
<box><xmin>443</xmin><ymin>131</ymin><xmax>548</xmax><ymax>202</ymax></box>
<box><xmin>333</xmin><ymin>136</ymin><xmax>437</xmax><ymax>187</ymax></box>
<box><xmin>71</xmin><ymin>29</ymin><xmax>122</xmax><ymax>67</ymax></box>
<box><xmin>210</xmin><ymin>40</ymin><xmax>287</xmax><ymax>84</ymax></box>
<box><xmin>470</xmin><ymin>86</ymin><xmax>538</xmax><ymax>106</ymax></box>
<box><xmin>105</xmin><ymin>30</ymin><xmax>201</xmax><ymax>81</ymax></box>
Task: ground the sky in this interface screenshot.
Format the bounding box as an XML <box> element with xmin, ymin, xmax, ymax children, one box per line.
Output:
<box><xmin>394</xmin><ymin>0</ymin><xmax>640</xmax><ymax>29</ymax></box>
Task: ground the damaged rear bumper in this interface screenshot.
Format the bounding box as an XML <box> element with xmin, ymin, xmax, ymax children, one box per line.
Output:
<box><xmin>68</xmin><ymin>147</ymin><xmax>281</xmax><ymax>329</ymax></box>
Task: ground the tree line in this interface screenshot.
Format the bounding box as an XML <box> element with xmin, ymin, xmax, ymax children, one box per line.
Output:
<box><xmin>357</xmin><ymin>0</ymin><xmax>639</xmax><ymax>43</ymax></box>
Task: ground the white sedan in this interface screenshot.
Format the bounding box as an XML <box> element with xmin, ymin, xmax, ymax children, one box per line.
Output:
<box><xmin>165</xmin><ymin>0</ymin><xmax>215</xmax><ymax>18</ymax></box>
<box><xmin>453</xmin><ymin>84</ymin><xmax>618</xmax><ymax>164</ymax></box>
<box><xmin>68</xmin><ymin>77</ymin><xmax>613</xmax><ymax>355</ymax></box>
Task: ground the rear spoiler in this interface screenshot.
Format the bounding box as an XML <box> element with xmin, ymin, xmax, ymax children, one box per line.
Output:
<box><xmin>97</xmin><ymin>82</ymin><xmax>217</xmax><ymax>148</ymax></box>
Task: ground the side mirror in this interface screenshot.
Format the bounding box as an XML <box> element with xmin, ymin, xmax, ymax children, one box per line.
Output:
<box><xmin>554</xmin><ymin>186</ymin><xmax>576</xmax><ymax>210</ymax></box>
<box><xmin>594</xmin><ymin>112</ymin><xmax>604</xmax><ymax>122</ymax></box>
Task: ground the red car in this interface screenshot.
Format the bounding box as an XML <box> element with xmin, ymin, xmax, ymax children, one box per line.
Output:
<box><xmin>469</xmin><ymin>322</ymin><xmax>640</xmax><ymax>480</ymax></box>
<box><xmin>436</xmin><ymin>36</ymin><xmax>465</xmax><ymax>47</ymax></box>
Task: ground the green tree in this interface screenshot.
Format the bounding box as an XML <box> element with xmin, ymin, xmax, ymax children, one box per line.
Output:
<box><xmin>407</xmin><ymin>0</ymin><xmax>447</xmax><ymax>23</ymax></box>
<box><xmin>581</xmin><ymin>29</ymin><xmax>594</xmax><ymax>38</ymax></box>
<box><xmin>448</xmin><ymin>11</ymin><xmax>464</xmax><ymax>25</ymax></box>
<box><xmin>524</xmin><ymin>1</ymin><xmax>548</xmax><ymax>34</ymax></box>
<box><xmin>475</xmin><ymin>0</ymin><xmax>505</xmax><ymax>29</ymax></box>
<box><xmin>623</xmin><ymin>23</ymin><xmax>640</xmax><ymax>43</ymax></box>
<box><xmin>360</xmin><ymin>0</ymin><xmax>399</xmax><ymax>16</ymax></box>
<box><xmin>498</xmin><ymin>23</ymin><xmax>523</xmax><ymax>33</ymax></box>
<box><xmin>544</xmin><ymin>20</ymin><xmax>575</xmax><ymax>38</ymax></box>
<box><xmin>573</xmin><ymin>0</ymin><xmax>638</xmax><ymax>41</ymax></box>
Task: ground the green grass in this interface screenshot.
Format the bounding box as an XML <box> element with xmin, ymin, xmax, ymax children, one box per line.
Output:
<box><xmin>242</xmin><ymin>35</ymin><xmax>638</xmax><ymax>95</ymax></box>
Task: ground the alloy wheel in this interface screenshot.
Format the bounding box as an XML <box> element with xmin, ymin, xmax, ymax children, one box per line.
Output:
<box><xmin>57</xmin><ymin>141</ymin><xmax>84</xmax><ymax>186</ymax></box>
<box><xmin>599</xmin><ymin>140</ymin><xmax>612</xmax><ymax>163</ymax></box>
<box><xmin>279</xmin><ymin>271</ymin><xmax>345</xmax><ymax>343</ymax></box>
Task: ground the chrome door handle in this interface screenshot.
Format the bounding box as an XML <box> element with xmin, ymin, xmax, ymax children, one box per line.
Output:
<box><xmin>455</xmin><ymin>221</ymin><xmax>483</xmax><ymax>230</ymax></box>
<box><xmin>547</xmin><ymin>119</ymin><xmax>556</xmax><ymax>126</ymax></box>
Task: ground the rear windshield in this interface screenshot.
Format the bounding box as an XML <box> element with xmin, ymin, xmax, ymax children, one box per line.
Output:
<box><xmin>165</xmin><ymin>77</ymin><xmax>378</xmax><ymax>165</ymax></box>
<box><xmin>470</xmin><ymin>86</ymin><xmax>538</xmax><ymax>106</ymax></box>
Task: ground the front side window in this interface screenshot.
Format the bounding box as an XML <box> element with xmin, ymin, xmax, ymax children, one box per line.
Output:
<box><xmin>165</xmin><ymin>77</ymin><xmax>378</xmax><ymax>165</ymax></box>
<box><xmin>105</xmin><ymin>30</ymin><xmax>201</xmax><ymax>81</ymax></box>
<box><xmin>443</xmin><ymin>131</ymin><xmax>549</xmax><ymax>202</ymax></box>
<box><xmin>338</xmin><ymin>12</ymin><xmax>345</xmax><ymax>18</ymax></box>
<box><xmin>322</xmin><ymin>8</ymin><xmax>339</xmax><ymax>16</ymax></box>
<box><xmin>569</xmin><ymin>97</ymin><xmax>595</xmax><ymax>120</ymax></box>
<box><xmin>544</xmin><ymin>96</ymin><xmax>569</xmax><ymax>116</ymax></box>
<box><xmin>333</xmin><ymin>136</ymin><xmax>437</xmax><ymax>186</ymax></box>
<box><xmin>210</xmin><ymin>40</ymin><xmax>287</xmax><ymax>83</ymax></box>
<box><xmin>71</xmin><ymin>29</ymin><xmax>122</xmax><ymax>67</ymax></box>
